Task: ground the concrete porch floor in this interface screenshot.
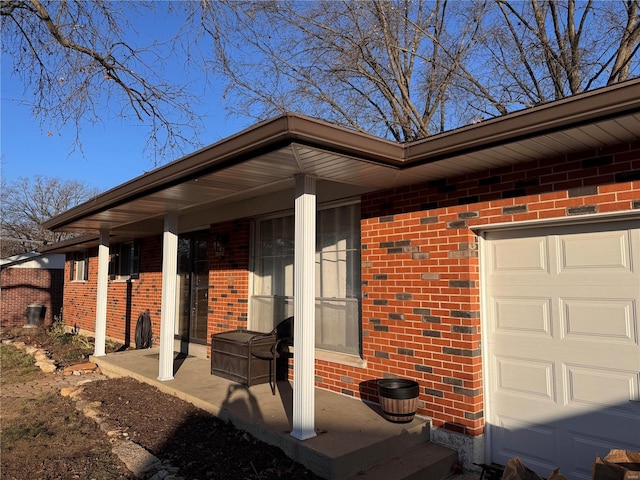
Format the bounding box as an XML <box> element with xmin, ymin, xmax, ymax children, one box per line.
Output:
<box><xmin>90</xmin><ymin>348</ymin><xmax>464</xmax><ymax>480</ymax></box>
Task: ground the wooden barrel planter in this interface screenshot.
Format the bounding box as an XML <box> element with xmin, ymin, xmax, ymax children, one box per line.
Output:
<box><xmin>378</xmin><ymin>378</ymin><xmax>420</xmax><ymax>423</ymax></box>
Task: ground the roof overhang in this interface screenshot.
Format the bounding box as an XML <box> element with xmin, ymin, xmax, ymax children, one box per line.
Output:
<box><xmin>0</xmin><ymin>252</ymin><xmax>66</xmax><ymax>269</ymax></box>
<box><xmin>41</xmin><ymin>78</ymin><xmax>640</xmax><ymax>251</ymax></box>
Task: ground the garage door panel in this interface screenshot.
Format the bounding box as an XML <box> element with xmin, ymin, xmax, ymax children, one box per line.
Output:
<box><xmin>491</xmin><ymin>293</ymin><xmax>637</xmax><ymax>344</ymax></box>
<box><xmin>564</xmin><ymin>364</ymin><xmax>640</xmax><ymax>414</ymax></box>
<box><xmin>493</xmin><ymin>413</ymin><xmax>559</xmax><ymax>470</ymax></box>
<box><xmin>485</xmin><ymin>222</ymin><xmax>640</xmax><ymax>479</ymax></box>
<box><xmin>562</xmin><ymin>297</ymin><xmax>637</xmax><ymax>344</ymax></box>
<box><xmin>560</xmin><ymin>409</ymin><xmax>640</xmax><ymax>454</ymax></box>
<box><xmin>492</xmin><ymin>404</ymin><xmax>640</xmax><ymax>479</ymax></box>
<box><xmin>493</xmin><ymin>355</ymin><xmax>556</xmax><ymax>402</ymax></box>
<box><xmin>489</xmin><ymin>237</ymin><xmax>549</xmax><ymax>275</ymax></box>
<box><xmin>558</xmin><ymin>231</ymin><xmax>632</xmax><ymax>273</ymax></box>
<box><xmin>492</xmin><ymin>397</ymin><xmax>640</xmax><ymax>438</ymax></box>
<box><xmin>493</xmin><ymin>297</ymin><xmax>552</xmax><ymax>336</ymax></box>
<box><xmin>564</xmin><ymin>432</ymin><xmax>625</xmax><ymax>480</ymax></box>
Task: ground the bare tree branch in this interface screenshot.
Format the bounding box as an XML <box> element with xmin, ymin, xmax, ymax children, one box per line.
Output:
<box><xmin>1</xmin><ymin>0</ymin><xmax>204</xmax><ymax>163</ymax></box>
<box><xmin>0</xmin><ymin>176</ymin><xmax>99</xmax><ymax>257</ymax></box>
<box><xmin>488</xmin><ymin>0</ymin><xmax>639</xmax><ymax>108</ymax></box>
<box><xmin>3</xmin><ymin>0</ymin><xmax>637</xmax><ymax>154</ymax></box>
<box><xmin>192</xmin><ymin>0</ymin><xmax>493</xmax><ymax>141</ymax></box>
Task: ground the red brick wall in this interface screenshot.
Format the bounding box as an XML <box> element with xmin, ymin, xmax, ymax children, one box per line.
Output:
<box><xmin>106</xmin><ymin>236</ymin><xmax>163</xmax><ymax>346</ymax></box>
<box><xmin>208</xmin><ymin>220</ymin><xmax>251</xmax><ymax>337</ymax></box>
<box><xmin>314</xmin><ymin>142</ymin><xmax>640</xmax><ymax>438</ymax></box>
<box><xmin>62</xmin><ymin>237</ymin><xmax>164</xmax><ymax>345</ymax></box>
<box><xmin>62</xmin><ymin>249</ymin><xmax>97</xmax><ymax>333</ymax></box>
<box><xmin>1</xmin><ymin>267</ymin><xmax>64</xmax><ymax>327</ymax></box>
<box><xmin>61</xmin><ymin>227</ymin><xmax>251</xmax><ymax>347</ymax></box>
<box><xmin>58</xmin><ymin>141</ymin><xmax>640</xmax><ymax>438</ymax></box>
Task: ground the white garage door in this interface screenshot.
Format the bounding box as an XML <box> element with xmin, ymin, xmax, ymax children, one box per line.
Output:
<box><xmin>484</xmin><ymin>220</ymin><xmax>640</xmax><ymax>480</ymax></box>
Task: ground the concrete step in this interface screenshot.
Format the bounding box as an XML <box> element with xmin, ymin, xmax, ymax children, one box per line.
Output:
<box><xmin>345</xmin><ymin>441</ymin><xmax>458</xmax><ymax>480</ymax></box>
<box><xmin>317</xmin><ymin>418</ymin><xmax>432</xmax><ymax>479</ymax></box>
<box><xmin>281</xmin><ymin>411</ymin><xmax>433</xmax><ymax>479</ymax></box>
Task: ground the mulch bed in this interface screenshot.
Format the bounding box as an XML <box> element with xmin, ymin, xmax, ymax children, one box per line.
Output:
<box><xmin>80</xmin><ymin>377</ymin><xmax>320</xmax><ymax>479</ymax></box>
<box><xmin>0</xmin><ymin>327</ymin><xmax>320</xmax><ymax>479</ymax></box>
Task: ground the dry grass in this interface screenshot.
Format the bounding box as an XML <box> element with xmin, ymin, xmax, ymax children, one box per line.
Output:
<box><xmin>0</xmin><ymin>339</ymin><xmax>133</xmax><ymax>480</ymax></box>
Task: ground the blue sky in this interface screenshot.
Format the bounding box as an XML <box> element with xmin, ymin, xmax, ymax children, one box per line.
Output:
<box><xmin>1</xmin><ymin>76</ymin><xmax>248</xmax><ymax>192</ymax></box>
<box><xmin>0</xmin><ymin>7</ymin><xmax>250</xmax><ymax>193</ymax></box>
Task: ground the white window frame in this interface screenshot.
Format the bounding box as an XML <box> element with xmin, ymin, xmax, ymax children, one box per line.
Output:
<box><xmin>250</xmin><ymin>200</ymin><xmax>362</xmax><ymax>356</ymax></box>
<box><xmin>70</xmin><ymin>250</ymin><xmax>89</xmax><ymax>282</ymax></box>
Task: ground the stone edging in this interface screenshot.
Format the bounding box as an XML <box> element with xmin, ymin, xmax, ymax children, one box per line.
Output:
<box><xmin>2</xmin><ymin>340</ymin><xmax>181</xmax><ymax>480</ymax></box>
<box><xmin>3</xmin><ymin>339</ymin><xmax>58</xmax><ymax>373</ymax></box>
<box><xmin>62</xmin><ymin>385</ymin><xmax>181</xmax><ymax>480</ymax></box>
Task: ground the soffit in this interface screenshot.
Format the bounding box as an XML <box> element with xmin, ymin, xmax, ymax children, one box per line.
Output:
<box><xmin>42</xmin><ymin>79</ymin><xmax>640</xmax><ymax>240</ymax></box>
<box><xmin>397</xmin><ymin>113</ymin><xmax>640</xmax><ymax>185</ymax></box>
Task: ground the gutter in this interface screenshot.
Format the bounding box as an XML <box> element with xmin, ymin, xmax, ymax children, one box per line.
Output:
<box><xmin>38</xmin><ymin>233</ymin><xmax>100</xmax><ymax>254</ymax></box>
<box><xmin>42</xmin><ymin>78</ymin><xmax>640</xmax><ymax>232</ymax></box>
<box><xmin>42</xmin><ymin>114</ymin><xmax>403</xmax><ymax>231</ymax></box>
<box><xmin>405</xmin><ymin>78</ymin><xmax>640</xmax><ymax>165</ymax></box>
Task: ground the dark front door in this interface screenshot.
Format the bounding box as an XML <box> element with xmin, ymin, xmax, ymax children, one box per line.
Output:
<box><xmin>177</xmin><ymin>232</ymin><xmax>209</xmax><ymax>344</ymax></box>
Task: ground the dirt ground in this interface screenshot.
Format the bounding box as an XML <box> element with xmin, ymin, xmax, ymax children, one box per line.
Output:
<box><xmin>0</xmin><ymin>327</ymin><xmax>320</xmax><ymax>480</ymax></box>
<box><xmin>81</xmin><ymin>377</ymin><xmax>319</xmax><ymax>479</ymax></box>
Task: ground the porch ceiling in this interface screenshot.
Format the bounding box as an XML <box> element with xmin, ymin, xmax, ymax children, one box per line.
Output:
<box><xmin>42</xmin><ymin>79</ymin><xmax>640</xmax><ymax>247</ymax></box>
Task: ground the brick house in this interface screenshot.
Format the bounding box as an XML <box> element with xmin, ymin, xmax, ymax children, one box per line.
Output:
<box><xmin>42</xmin><ymin>80</ymin><xmax>640</xmax><ymax>475</ymax></box>
<box><xmin>0</xmin><ymin>252</ymin><xmax>65</xmax><ymax>328</ymax></box>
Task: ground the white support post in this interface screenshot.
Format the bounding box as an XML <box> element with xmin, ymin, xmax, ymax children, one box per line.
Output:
<box><xmin>158</xmin><ymin>212</ymin><xmax>179</xmax><ymax>381</ymax></box>
<box><xmin>94</xmin><ymin>229</ymin><xmax>109</xmax><ymax>357</ymax></box>
<box><xmin>291</xmin><ymin>174</ymin><xmax>317</xmax><ymax>441</ymax></box>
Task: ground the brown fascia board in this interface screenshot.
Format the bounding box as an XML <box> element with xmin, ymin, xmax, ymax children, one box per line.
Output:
<box><xmin>42</xmin><ymin>114</ymin><xmax>403</xmax><ymax>231</ymax></box>
<box><xmin>43</xmin><ymin>78</ymin><xmax>640</xmax><ymax>231</ymax></box>
<box><xmin>405</xmin><ymin>78</ymin><xmax>640</xmax><ymax>164</ymax></box>
<box><xmin>284</xmin><ymin>115</ymin><xmax>405</xmax><ymax>163</ymax></box>
<box><xmin>39</xmin><ymin>234</ymin><xmax>100</xmax><ymax>254</ymax></box>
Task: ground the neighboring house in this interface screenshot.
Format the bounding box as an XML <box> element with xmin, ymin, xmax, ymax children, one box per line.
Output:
<box><xmin>0</xmin><ymin>252</ymin><xmax>65</xmax><ymax>328</ymax></box>
<box><xmin>41</xmin><ymin>80</ymin><xmax>640</xmax><ymax>476</ymax></box>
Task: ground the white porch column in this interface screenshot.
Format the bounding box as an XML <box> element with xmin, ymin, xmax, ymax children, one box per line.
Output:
<box><xmin>158</xmin><ymin>212</ymin><xmax>179</xmax><ymax>381</ymax></box>
<box><xmin>291</xmin><ymin>174</ymin><xmax>317</xmax><ymax>441</ymax></box>
<box><xmin>94</xmin><ymin>229</ymin><xmax>109</xmax><ymax>357</ymax></box>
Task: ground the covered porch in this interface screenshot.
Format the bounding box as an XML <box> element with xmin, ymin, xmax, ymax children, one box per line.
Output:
<box><xmin>41</xmin><ymin>81</ymin><xmax>640</xmax><ymax>474</ymax></box>
<box><xmin>90</xmin><ymin>347</ymin><xmax>459</xmax><ymax>480</ymax></box>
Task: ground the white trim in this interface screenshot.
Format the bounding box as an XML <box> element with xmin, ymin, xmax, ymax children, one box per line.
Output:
<box><xmin>247</xmin><ymin>219</ymin><xmax>256</xmax><ymax>330</ymax></box>
<box><xmin>477</xmin><ymin>233</ymin><xmax>493</xmax><ymax>465</ymax></box>
<box><xmin>314</xmin><ymin>348</ymin><xmax>366</xmax><ymax>369</ymax></box>
<box><xmin>472</xmin><ymin>209</ymin><xmax>640</xmax><ymax>236</ymax></box>
<box><xmin>288</xmin><ymin>346</ymin><xmax>367</xmax><ymax>369</ymax></box>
